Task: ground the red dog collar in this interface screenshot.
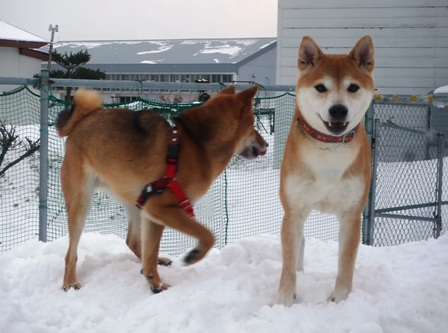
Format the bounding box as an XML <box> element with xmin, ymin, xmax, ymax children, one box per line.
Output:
<box><xmin>297</xmin><ymin>116</ymin><xmax>358</xmax><ymax>144</ymax></box>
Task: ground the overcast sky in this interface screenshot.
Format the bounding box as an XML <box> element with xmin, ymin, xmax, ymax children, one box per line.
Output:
<box><xmin>0</xmin><ymin>0</ymin><xmax>278</xmax><ymax>42</ymax></box>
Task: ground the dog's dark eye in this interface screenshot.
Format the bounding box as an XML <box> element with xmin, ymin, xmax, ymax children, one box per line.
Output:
<box><xmin>348</xmin><ymin>84</ymin><xmax>359</xmax><ymax>93</ymax></box>
<box><xmin>315</xmin><ymin>84</ymin><xmax>327</xmax><ymax>93</ymax></box>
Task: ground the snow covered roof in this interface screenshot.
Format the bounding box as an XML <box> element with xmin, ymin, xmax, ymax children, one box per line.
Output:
<box><xmin>42</xmin><ymin>38</ymin><xmax>276</xmax><ymax>67</ymax></box>
<box><xmin>0</xmin><ymin>20</ymin><xmax>48</xmax><ymax>48</ymax></box>
<box><xmin>434</xmin><ymin>85</ymin><xmax>448</xmax><ymax>95</ymax></box>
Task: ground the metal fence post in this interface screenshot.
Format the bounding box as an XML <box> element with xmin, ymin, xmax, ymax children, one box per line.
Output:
<box><xmin>425</xmin><ymin>106</ymin><xmax>432</xmax><ymax>160</ymax></box>
<box><xmin>363</xmin><ymin>117</ymin><xmax>380</xmax><ymax>245</ymax></box>
<box><xmin>39</xmin><ymin>69</ymin><xmax>49</xmax><ymax>242</ymax></box>
<box><xmin>362</xmin><ymin>101</ymin><xmax>375</xmax><ymax>244</ymax></box>
<box><xmin>434</xmin><ymin>133</ymin><xmax>444</xmax><ymax>238</ymax></box>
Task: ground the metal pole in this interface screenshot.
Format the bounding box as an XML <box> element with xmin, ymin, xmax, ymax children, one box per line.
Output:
<box><xmin>362</xmin><ymin>101</ymin><xmax>375</xmax><ymax>244</ymax></box>
<box><xmin>434</xmin><ymin>133</ymin><xmax>444</xmax><ymax>238</ymax></box>
<box><xmin>39</xmin><ymin>69</ymin><xmax>49</xmax><ymax>242</ymax></box>
<box><xmin>425</xmin><ymin>106</ymin><xmax>432</xmax><ymax>160</ymax></box>
<box><xmin>47</xmin><ymin>24</ymin><xmax>58</xmax><ymax>72</ymax></box>
<box><xmin>363</xmin><ymin>118</ymin><xmax>380</xmax><ymax>245</ymax></box>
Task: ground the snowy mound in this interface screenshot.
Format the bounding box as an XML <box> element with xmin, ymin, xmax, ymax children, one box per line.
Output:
<box><xmin>1</xmin><ymin>233</ymin><xmax>448</xmax><ymax>332</ymax></box>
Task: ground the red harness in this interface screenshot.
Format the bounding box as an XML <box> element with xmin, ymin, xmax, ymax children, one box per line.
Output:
<box><xmin>135</xmin><ymin>126</ymin><xmax>195</xmax><ymax>218</ymax></box>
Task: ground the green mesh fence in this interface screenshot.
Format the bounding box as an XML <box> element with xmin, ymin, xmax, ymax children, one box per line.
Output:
<box><xmin>3</xmin><ymin>84</ymin><xmax>445</xmax><ymax>255</ymax></box>
<box><xmin>0</xmin><ymin>85</ymin><xmax>343</xmax><ymax>255</ymax></box>
<box><xmin>0</xmin><ymin>86</ymin><xmax>41</xmax><ymax>251</ymax></box>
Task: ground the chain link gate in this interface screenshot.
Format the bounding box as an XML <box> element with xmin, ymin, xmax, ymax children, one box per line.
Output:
<box><xmin>363</xmin><ymin>100</ymin><xmax>448</xmax><ymax>246</ymax></box>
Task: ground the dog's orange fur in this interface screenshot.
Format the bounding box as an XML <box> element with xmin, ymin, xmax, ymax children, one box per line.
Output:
<box><xmin>57</xmin><ymin>86</ymin><xmax>267</xmax><ymax>292</ymax></box>
<box><xmin>276</xmin><ymin>36</ymin><xmax>375</xmax><ymax>306</ymax></box>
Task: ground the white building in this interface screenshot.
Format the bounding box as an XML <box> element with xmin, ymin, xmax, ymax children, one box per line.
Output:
<box><xmin>276</xmin><ymin>0</ymin><xmax>448</xmax><ymax>95</ymax></box>
<box><xmin>0</xmin><ymin>20</ymin><xmax>48</xmax><ymax>93</ymax></box>
<box><xmin>45</xmin><ymin>38</ymin><xmax>277</xmax><ymax>102</ymax></box>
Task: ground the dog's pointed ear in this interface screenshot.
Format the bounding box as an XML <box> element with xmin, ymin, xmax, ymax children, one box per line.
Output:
<box><xmin>218</xmin><ymin>86</ymin><xmax>236</xmax><ymax>95</ymax></box>
<box><xmin>349</xmin><ymin>35</ymin><xmax>375</xmax><ymax>72</ymax></box>
<box><xmin>237</xmin><ymin>85</ymin><xmax>258</xmax><ymax>104</ymax></box>
<box><xmin>298</xmin><ymin>36</ymin><xmax>324</xmax><ymax>71</ymax></box>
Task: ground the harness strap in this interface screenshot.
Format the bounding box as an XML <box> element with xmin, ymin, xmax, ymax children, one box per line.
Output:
<box><xmin>135</xmin><ymin>125</ymin><xmax>195</xmax><ymax>218</ymax></box>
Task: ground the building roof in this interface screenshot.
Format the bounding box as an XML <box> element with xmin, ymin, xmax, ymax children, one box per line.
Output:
<box><xmin>42</xmin><ymin>38</ymin><xmax>276</xmax><ymax>73</ymax></box>
<box><xmin>0</xmin><ymin>20</ymin><xmax>48</xmax><ymax>48</ymax></box>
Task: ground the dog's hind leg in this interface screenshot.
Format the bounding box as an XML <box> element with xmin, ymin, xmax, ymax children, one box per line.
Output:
<box><xmin>62</xmin><ymin>164</ymin><xmax>96</xmax><ymax>291</ymax></box>
<box><xmin>276</xmin><ymin>207</ymin><xmax>310</xmax><ymax>306</ymax></box>
<box><xmin>332</xmin><ymin>211</ymin><xmax>362</xmax><ymax>303</ymax></box>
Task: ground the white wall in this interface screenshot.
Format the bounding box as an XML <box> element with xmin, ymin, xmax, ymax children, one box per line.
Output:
<box><xmin>276</xmin><ymin>0</ymin><xmax>448</xmax><ymax>95</ymax></box>
<box><xmin>0</xmin><ymin>47</ymin><xmax>42</xmax><ymax>93</ymax></box>
<box><xmin>237</xmin><ymin>46</ymin><xmax>277</xmax><ymax>89</ymax></box>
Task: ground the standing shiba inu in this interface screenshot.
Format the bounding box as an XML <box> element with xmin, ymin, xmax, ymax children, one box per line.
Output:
<box><xmin>56</xmin><ymin>86</ymin><xmax>267</xmax><ymax>293</ymax></box>
<box><xmin>276</xmin><ymin>36</ymin><xmax>375</xmax><ymax>306</ymax></box>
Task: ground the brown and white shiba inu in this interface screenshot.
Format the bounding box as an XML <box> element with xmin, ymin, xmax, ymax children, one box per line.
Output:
<box><xmin>276</xmin><ymin>36</ymin><xmax>375</xmax><ymax>306</ymax></box>
<box><xmin>56</xmin><ymin>86</ymin><xmax>267</xmax><ymax>293</ymax></box>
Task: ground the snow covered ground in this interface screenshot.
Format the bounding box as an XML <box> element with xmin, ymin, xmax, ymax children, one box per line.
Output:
<box><xmin>1</xmin><ymin>231</ymin><xmax>448</xmax><ymax>333</ymax></box>
<box><xmin>2</xmin><ymin>103</ymin><xmax>448</xmax><ymax>332</ymax></box>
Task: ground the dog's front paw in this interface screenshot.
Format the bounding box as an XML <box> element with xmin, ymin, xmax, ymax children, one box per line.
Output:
<box><xmin>158</xmin><ymin>257</ymin><xmax>173</xmax><ymax>266</ymax></box>
<box><xmin>150</xmin><ymin>282</ymin><xmax>170</xmax><ymax>294</ymax></box>
<box><xmin>275</xmin><ymin>291</ymin><xmax>296</xmax><ymax>307</ymax></box>
<box><xmin>62</xmin><ymin>282</ymin><xmax>81</xmax><ymax>291</ymax></box>
<box><xmin>141</xmin><ymin>270</ymin><xmax>170</xmax><ymax>293</ymax></box>
<box><xmin>330</xmin><ymin>287</ymin><xmax>350</xmax><ymax>303</ymax></box>
<box><xmin>183</xmin><ymin>248</ymin><xmax>206</xmax><ymax>265</ymax></box>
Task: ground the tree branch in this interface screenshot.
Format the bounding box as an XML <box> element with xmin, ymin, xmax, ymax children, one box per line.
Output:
<box><xmin>0</xmin><ymin>121</ymin><xmax>41</xmax><ymax>177</ymax></box>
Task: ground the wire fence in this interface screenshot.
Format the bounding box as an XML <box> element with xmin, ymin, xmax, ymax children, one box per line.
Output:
<box><xmin>0</xmin><ymin>78</ymin><xmax>447</xmax><ymax>254</ymax></box>
<box><xmin>1</xmin><ymin>81</ymin><xmax>314</xmax><ymax>255</ymax></box>
<box><xmin>364</xmin><ymin>99</ymin><xmax>448</xmax><ymax>246</ymax></box>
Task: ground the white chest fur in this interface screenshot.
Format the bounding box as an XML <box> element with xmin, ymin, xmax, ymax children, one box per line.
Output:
<box><xmin>283</xmin><ymin>143</ymin><xmax>364</xmax><ymax>215</ymax></box>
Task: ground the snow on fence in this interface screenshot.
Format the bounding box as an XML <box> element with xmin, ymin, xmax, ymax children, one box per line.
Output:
<box><xmin>0</xmin><ymin>76</ymin><xmax>447</xmax><ymax>254</ymax></box>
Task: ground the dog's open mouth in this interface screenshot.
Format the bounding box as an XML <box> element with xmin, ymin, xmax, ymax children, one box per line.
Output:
<box><xmin>253</xmin><ymin>146</ymin><xmax>267</xmax><ymax>157</ymax></box>
<box><xmin>240</xmin><ymin>145</ymin><xmax>267</xmax><ymax>159</ymax></box>
<box><xmin>323</xmin><ymin>121</ymin><xmax>349</xmax><ymax>135</ymax></box>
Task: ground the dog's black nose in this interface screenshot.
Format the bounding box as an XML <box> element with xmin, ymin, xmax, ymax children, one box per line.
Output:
<box><xmin>329</xmin><ymin>104</ymin><xmax>348</xmax><ymax>121</ymax></box>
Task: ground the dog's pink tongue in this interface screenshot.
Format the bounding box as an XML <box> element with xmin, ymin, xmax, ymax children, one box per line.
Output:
<box><xmin>259</xmin><ymin>150</ymin><xmax>267</xmax><ymax>156</ymax></box>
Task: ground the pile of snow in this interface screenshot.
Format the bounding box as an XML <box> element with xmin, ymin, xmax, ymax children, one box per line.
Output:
<box><xmin>1</xmin><ymin>232</ymin><xmax>448</xmax><ymax>332</ymax></box>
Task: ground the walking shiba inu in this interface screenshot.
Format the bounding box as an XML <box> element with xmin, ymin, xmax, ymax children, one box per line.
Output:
<box><xmin>276</xmin><ymin>36</ymin><xmax>375</xmax><ymax>306</ymax></box>
<box><xmin>56</xmin><ymin>86</ymin><xmax>267</xmax><ymax>293</ymax></box>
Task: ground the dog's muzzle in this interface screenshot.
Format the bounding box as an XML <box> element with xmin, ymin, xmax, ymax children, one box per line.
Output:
<box><xmin>239</xmin><ymin>140</ymin><xmax>268</xmax><ymax>159</ymax></box>
<box><xmin>324</xmin><ymin>104</ymin><xmax>349</xmax><ymax>135</ymax></box>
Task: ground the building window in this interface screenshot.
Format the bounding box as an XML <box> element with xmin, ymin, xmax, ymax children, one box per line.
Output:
<box><xmin>222</xmin><ymin>74</ymin><xmax>233</xmax><ymax>83</ymax></box>
<box><xmin>190</xmin><ymin>74</ymin><xmax>199</xmax><ymax>83</ymax></box>
<box><xmin>117</xmin><ymin>96</ymin><xmax>139</xmax><ymax>103</ymax></box>
<box><xmin>170</xmin><ymin>74</ymin><xmax>180</xmax><ymax>82</ymax></box>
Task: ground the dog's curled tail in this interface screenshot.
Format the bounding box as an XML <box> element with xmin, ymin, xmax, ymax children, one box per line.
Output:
<box><xmin>56</xmin><ymin>89</ymin><xmax>103</xmax><ymax>137</ymax></box>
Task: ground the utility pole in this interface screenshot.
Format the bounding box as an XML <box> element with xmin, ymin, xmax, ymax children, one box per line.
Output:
<box><xmin>47</xmin><ymin>24</ymin><xmax>59</xmax><ymax>72</ymax></box>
